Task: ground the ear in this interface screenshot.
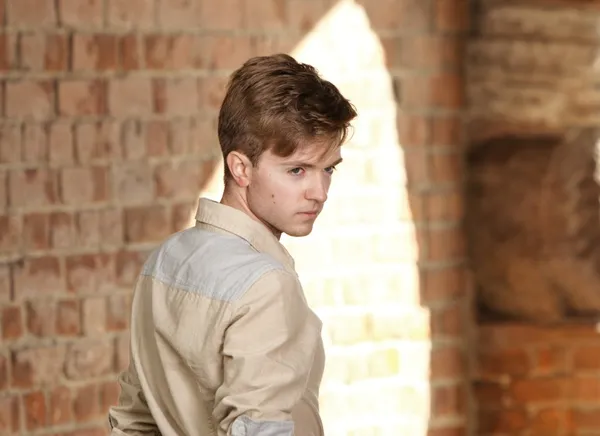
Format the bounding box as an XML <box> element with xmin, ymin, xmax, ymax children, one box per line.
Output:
<box><xmin>226</xmin><ymin>151</ymin><xmax>253</xmax><ymax>187</ymax></box>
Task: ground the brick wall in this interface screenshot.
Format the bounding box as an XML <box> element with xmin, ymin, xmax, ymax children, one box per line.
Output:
<box><xmin>467</xmin><ymin>1</ymin><xmax>600</xmax><ymax>435</ymax></box>
<box><xmin>0</xmin><ymin>0</ymin><xmax>470</xmax><ymax>435</ymax></box>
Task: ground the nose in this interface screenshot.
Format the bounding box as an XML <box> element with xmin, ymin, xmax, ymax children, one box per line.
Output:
<box><xmin>305</xmin><ymin>173</ymin><xmax>329</xmax><ymax>203</ymax></box>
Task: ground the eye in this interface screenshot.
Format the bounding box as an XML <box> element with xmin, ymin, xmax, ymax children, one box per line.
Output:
<box><xmin>324</xmin><ymin>165</ymin><xmax>337</xmax><ymax>175</ymax></box>
<box><xmin>289</xmin><ymin>167</ymin><xmax>304</xmax><ymax>176</ymax></box>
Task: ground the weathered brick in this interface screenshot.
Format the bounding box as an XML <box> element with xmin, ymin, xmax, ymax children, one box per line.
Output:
<box><xmin>435</xmin><ymin>0</ymin><xmax>468</xmax><ymax>32</ymax></box>
<box><xmin>124</xmin><ymin>205</ymin><xmax>171</xmax><ymax>243</ymax></box>
<box><xmin>64</xmin><ymin>338</ymin><xmax>113</xmax><ymax>380</ymax></box>
<box><xmin>73</xmin><ymin>384</ymin><xmax>99</xmax><ymax>422</ymax></box>
<box><xmin>11</xmin><ymin>345</ymin><xmax>66</xmax><ymax>388</ymax></box>
<box><xmin>66</xmin><ymin>253</ymin><xmax>115</xmax><ymax>294</ymax></box>
<box><xmin>58</xmin><ymin>0</ymin><xmax>103</xmax><ymax>28</ymax></box>
<box><xmin>0</xmin><ymin>266</ymin><xmax>10</xmax><ymax>303</ymax></box>
<box><xmin>432</xmin><ymin>384</ymin><xmax>465</xmax><ymax>418</ymax></box>
<box><xmin>431</xmin><ymin>346</ymin><xmax>465</xmax><ymax>381</ymax></box>
<box><xmin>477</xmin><ymin>348</ymin><xmax>530</xmax><ymax>378</ymax></box>
<box><xmin>75</xmin><ymin>209</ymin><xmax>100</xmax><ymax>248</ymax></box>
<box><xmin>115</xmin><ymin>250</ymin><xmax>146</xmax><ymax>286</ymax></box>
<box><xmin>81</xmin><ymin>297</ymin><xmax>106</xmax><ymax>336</ymax></box>
<box><xmin>107</xmin><ymin>0</ymin><xmax>155</xmax><ymax>29</ymax></box>
<box><xmin>203</xmin><ymin>35</ymin><xmax>253</xmax><ymax>70</ymax></box>
<box><xmin>100</xmin><ymin>381</ymin><xmax>119</xmax><ymax>411</ymax></box>
<box><xmin>573</xmin><ymin>346</ymin><xmax>600</xmax><ymax>371</ymax></box>
<box><xmin>13</xmin><ymin>256</ymin><xmax>63</xmax><ymax>299</ymax></box>
<box><xmin>153</xmin><ymin>78</ymin><xmax>199</xmax><ymax>115</ymax></box>
<box><xmin>26</xmin><ymin>299</ymin><xmax>56</xmax><ymax>337</ymax></box>
<box><xmin>49</xmin><ymin>385</ymin><xmax>72</xmax><ymax>425</ymax></box>
<box><xmin>100</xmin><ymin>208</ymin><xmax>124</xmax><ymax>246</ymax></box>
<box><xmin>48</xmin><ymin>122</ymin><xmax>74</xmax><ymax>164</ymax></box>
<box><xmin>403</xmin><ymin>73</ymin><xmax>464</xmax><ymax>110</ymax></box>
<box><xmin>0</xmin><ymin>214</ymin><xmax>20</xmax><ymax>254</ymax></box>
<box><xmin>428</xmin><ymin>226</ymin><xmax>466</xmax><ymax>262</ymax></box>
<box><xmin>22</xmin><ymin>123</ymin><xmax>48</xmax><ymax>163</ymax></box>
<box><xmin>1</xmin><ymin>305</ymin><xmax>22</xmax><ymax>340</ymax></box>
<box><xmin>144</xmin><ymin>34</ymin><xmax>203</xmax><ymax>70</ymax></box>
<box><xmin>60</xmin><ymin>166</ymin><xmax>109</xmax><ymax>205</ymax></box>
<box><xmin>22</xmin><ymin>212</ymin><xmax>50</xmax><ymax>250</ymax></box>
<box><xmin>510</xmin><ymin>378</ymin><xmax>565</xmax><ymax>404</ymax></box>
<box><xmin>0</xmin><ymin>354</ymin><xmax>7</xmax><ymax>390</ymax></box>
<box><xmin>0</xmin><ymin>123</ymin><xmax>21</xmax><ymax>163</ymax></box>
<box><xmin>0</xmin><ymin>171</ymin><xmax>6</xmax><ymax>212</ymax></box>
<box><xmin>107</xmin><ymin>293</ymin><xmax>129</xmax><ymax>331</ymax></box>
<box><xmin>115</xmin><ymin>333</ymin><xmax>130</xmax><ymax>372</ymax></box>
<box><xmin>59</xmin><ymin>80</ymin><xmax>106</xmax><ymax>116</ymax></box>
<box><xmin>72</xmin><ymin>34</ymin><xmax>119</xmax><ymax>71</ymax></box>
<box><xmin>7</xmin><ymin>0</ymin><xmax>56</xmax><ymax>27</ymax></box>
<box><xmin>172</xmin><ymin>201</ymin><xmax>196</xmax><ymax>231</ymax></box>
<box><xmin>146</xmin><ymin>120</ymin><xmax>169</xmax><ymax>156</ymax></box>
<box><xmin>154</xmin><ymin>159</ymin><xmax>215</xmax><ymax>199</ymax></box>
<box><xmin>422</xmin><ymin>266</ymin><xmax>467</xmax><ymax>304</ymax></box>
<box><xmin>75</xmin><ymin>121</ymin><xmax>121</xmax><ymax>163</ymax></box>
<box><xmin>361</xmin><ymin>0</ymin><xmax>431</xmax><ymax>32</ymax></box>
<box><xmin>122</xmin><ymin>119</ymin><xmax>146</xmax><ymax>160</ymax></box>
<box><xmin>50</xmin><ymin>212</ymin><xmax>76</xmax><ymax>249</ymax></box>
<box><xmin>120</xmin><ymin>34</ymin><xmax>141</xmax><ymax>70</ymax></box>
<box><xmin>56</xmin><ymin>299</ymin><xmax>80</xmax><ymax>336</ymax></box>
<box><xmin>5</xmin><ymin>80</ymin><xmax>54</xmax><ymax>120</ymax></box>
<box><xmin>112</xmin><ymin>161</ymin><xmax>153</xmax><ymax>204</ymax></box>
<box><xmin>286</xmin><ymin>0</ymin><xmax>328</xmax><ymax>32</ymax></box>
<box><xmin>0</xmin><ymin>32</ymin><xmax>17</xmax><ymax>70</ymax></box>
<box><xmin>244</xmin><ymin>0</ymin><xmax>287</xmax><ymax>30</ymax></box>
<box><xmin>23</xmin><ymin>390</ymin><xmax>46</xmax><ymax>430</ymax></box>
<box><xmin>157</xmin><ymin>0</ymin><xmax>201</xmax><ymax>28</ymax></box>
<box><xmin>109</xmin><ymin>77</ymin><xmax>153</xmax><ymax>117</ymax></box>
<box><xmin>20</xmin><ymin>33</ymin><xmax>68</xmax><ymax>71</ymax></box>
<box><xmin>8</xmin><ymin>168</ymin><xmax>58</xmax><ymax>208</ymax></box>
<box><xmin>0</xmin><ymin>394</ymin><xmax>20</xmax><ymax>434</ymax></box>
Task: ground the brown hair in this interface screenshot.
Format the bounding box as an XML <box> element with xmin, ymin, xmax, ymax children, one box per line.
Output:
<box><xmin>218</xmin><ymin>53</ymin><xmax>357</xmax><ymax>179</ymax></box>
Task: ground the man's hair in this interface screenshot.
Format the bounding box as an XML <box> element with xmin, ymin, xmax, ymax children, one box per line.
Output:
<box><xmin>218</xmin><ymin>53</ymin><xmax>358</xmax><ymax>179</ymax></box>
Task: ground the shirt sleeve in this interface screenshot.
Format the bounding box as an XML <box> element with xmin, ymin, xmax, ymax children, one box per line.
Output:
<box><xmin>213</xmin><ymin>268</ymin><xmax>323</xmax><ymax>436</ymax></box>
<box><xmin>108</xmin><ymin>361</ymin><xmax>160</xmax><ymax>435</ymax></box>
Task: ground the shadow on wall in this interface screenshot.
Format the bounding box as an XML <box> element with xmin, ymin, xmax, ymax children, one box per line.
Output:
<box><xmin>198</xmin><ymin>1</ymin><xmax>470</xmax><ymax>435</ymax></box>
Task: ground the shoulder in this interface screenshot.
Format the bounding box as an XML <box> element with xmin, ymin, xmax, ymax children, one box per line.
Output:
<box><xmin>140</xmin><ymin>226</ymin><xmax>287</xmax><ymax>302</ymax></box>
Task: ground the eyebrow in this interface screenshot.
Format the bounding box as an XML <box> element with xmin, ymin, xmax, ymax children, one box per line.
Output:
<box><xmin>286</xmin><ymin>157</ymin><xmax>344</xmax><ymax>169</ymax></box>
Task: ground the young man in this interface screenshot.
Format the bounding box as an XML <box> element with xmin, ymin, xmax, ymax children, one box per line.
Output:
<box><xmin>108</xmin><ymin>54</ymin><xmax>357</xmax><ymax>436</ymax></box>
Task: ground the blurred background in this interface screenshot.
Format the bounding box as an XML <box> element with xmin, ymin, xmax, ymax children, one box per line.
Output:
<box><xmin>2</xmin><ymin>0</ymin><xmax>600</xmax><ymax>435</ymax></box>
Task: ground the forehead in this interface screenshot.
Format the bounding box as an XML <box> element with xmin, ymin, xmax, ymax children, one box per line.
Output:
<box><xmin>267</xmin><ymin>142</ymin><xmax>342</xmax><ymax>166</ymax></box>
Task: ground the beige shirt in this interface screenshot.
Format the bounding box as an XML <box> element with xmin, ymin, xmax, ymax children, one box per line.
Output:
<box><xmin>108</xmin><ymin>198</ymin><xmax>326</xmax><ymax>436</ymax></box>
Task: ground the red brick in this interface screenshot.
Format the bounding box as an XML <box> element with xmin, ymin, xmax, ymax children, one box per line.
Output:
<box><xmin>435</xmin><ymin>0</ymin><xmax>469</xmax><ymax>32</ymax></box>
<box><xmin>64</xmin><ymin>338</ymin><xmax>113</xmax><ymax>380</ymax></box>
<box><xmin>430</xmin><ymin>301</ymin><xmax>464</xmax><ymax>338</ymax></box>
<box><xmin>510</xmin><ymin>378</ymin><xmax>566</xmax><ymax>403</ymax></box>
<box><xmin>23</xmin><ymin>390</ymin><xmax>46</xmax><ymax>430</ymax></box>
<box><xmin>122</xmin><ymin>119</ymin><xmax>146</xmax><ymax>159</ymax></box>
<box><xmin>0</xmin><ymin>123</ymin><xmax>21</xmax><ymax>163</ymax></box>
<box><xmin>72</xmin><ymin>34</ymin><xmax>119</xmax><ymax>71</ymax></box>
<box><xmin>169</xmin><ymin>118</ymin><xmax>192</xmax><ymax>154</ymax></box>
<box><xmin>1</xmin><ymin>305</ymin><xmax>22</xmax><ymax>340</ymax></box>
<box><xmin>203</xmin><ymin>35</ymin><xmax>253</xmax><ymax>70</ymax></box>
<box><xmin>0</xmin><ymin>214</ymin><xmax>20</xmax><ymax>253</ymax></box>
<box><xmin>478</xmin><ymin>348</ymin><xmax>530</xmax><ymax>378</ymax></box>
<box><xmin>13</xmin><ymin>256</ymin><xmax>63</xmax><ymax>299</ymax></box>
<box><xmin>5</xmin><ymin>80</ymin><xmax>54</xmax><ymax>120</ymax></box>
<box><xmin>75</xmin><ymin>121</ymin><xmax>121</xmax><ymax>163</ymax></box>
<box><xmin>73</xmin><ymin>384</ymin><xmax>99</xmax><ymax>422</ymax></box>
<box><xmin>198</xmin><ymin>76</ymin><xmax>229</xmax><ymax>110</ymax></box>
<box><xmin>22</xmin><ymin>123</ymin><xmax>48</xmax><ymax>162</ymax></box>
<box><xmin>154</xmin><ymin>159</ymin><xmax>215</xmax><ymax>199</ymax></box>
<box><xmin>100</xmin><ymin>381</ymin><xmax>119</xmax><ymax>410</ymax></box>
<box><xmin>421</xmin><ymin>265</ymin><xmax>467</xmax><ymax>304</ymax></box>
<box><xmin>113</xmin><ymin>162</ymin><xmax>153</xmax><ymax>203</ymax></box>
<box><xmin>48</xmin><ymin>122</ymin><xmax>74</xmax><ymax>164</ymax></box>
<box><xmin>362</xmin><ymin>0</ymin><xmax>430</xmax><ymax>32</ymax></box>
<box><xmin>473</xmin><ymin>381</ymin><xmax>507</xmax><ymax>408</ymax></box>
<box><xmin>244</xmin><ymin>0</ymin><xmax>287</xmax><ymax>30</ymax></box>
<box><xmin>60</xmin><ymin>166</ymin><xmax>109</xmax><ymax>205</ymax></box>
<box><xmin>120</xmin><ymin>35</ymin><xmax>141</xmax><ymax>70</ymax></box>
<box><xmin>533</xmin><ymin>346</ymin><xmax>566</xmax><ymax>376</ymax></box>
<box><xmin>157</xmin><ymin>0</ymin><xmax>201</xmax><ymax>28</ymax></box>
<box><xmin>49</xmin><ymin>386</ymin><xmax>72</xmax><ymax>425</ymax></box>
<box><xmin>146</xmin><ymin>120</ymin><xmax>169</xmax><ymax>156</ymax></box>
<box><xmin>65</xmin><ymin>254</ymin><xmax>115</xmax><ymax>294</ymax></box>
<box><xmin>286</xmin><ymin>0</ymin><xmax>328</xmax><ymax>32</ymax></box>
<box><xmin>569</xmin><ymin>376</ymin><xmax>600</xmax><ymax>402</ymax></box>
<box><xmin>428</xmin><ymin>226</ymin><xmax>466</xmax><ymax>262</ymax></box>
<box><xmin>154</xmin><ymin>78</ymin><xmax>199</xmax><ymax>116</ymax></box>
<box><xmin>115</xmin><ymin>250</ymin><xmax>146</xmax><ymax>286</ymax></box>
<box><xmin>7</xmin><ymin>0</ymin><xmax>56</xmax><ymax>27</ymax></box>
<box><xmin>100</xmin><ymin>208</ymin><xmax>124</xmax><ymax>246</ymax></box>
<box><xmin>56</xmin><ymin>299</ymin><xmax>80</xmax><ymax>336</ymax></box>
<box><xmin>425</xmin><ymin>189</ymin><xmax>464</xmax><ymax>222</ymax></box>
<box><xmin>531</xmin><ymin>407</ymin><xmax>569</xmax><ymax>434</ymax></box>
<box><xmin>0</xmin><ymin>354</ymin><xmax>8</xmax><ymax>390</ymax></box>
<box><xmin>0</xmin><ymin>32</ymin><xmax>17</xmax><ymax>70</ymax></box>
<box><xmin>107</xmin><ymin>0</ymin><xmax>155</xmax><ymax>29</ymax></box>
<box><xmin>81</xmin><ymin>297</ymin><xmax>106</xmax><ymax>336</ymax></box>
<box><xmin>478</xmin><ymin>408</ymin><xmax>528</xmax><ymax>433</ymax></box>
<box><xmin>107</xmin><ymin>293</ymin><xmax>129</xmax><ymax>331</ymax></box>
<box><xmin>59</xmin><ymin>80</ymin><xmax>107</xmax><ymax>116</ymax></box>
<box><xmin>428</xmin><ymin>150</ymin><xmax>463</xmax><ymax>185</ymax></box>
<box><xmin>397</xmin><ymin>112</ymin><xmax>430</xmax><ymax>147</ymax></box>
<box><xmin>108</xmin><ymin>77</ymin><xmax>153</xmax><ymax>116</ymax></box>
<box><xmin>172</xmin><ymin>201</ymin><xmax>196</xmax><ymax>231</ymax></box>
<box><xmin>75</xmin><ymin>209</ymin><xmax>100</xmax><ymax>248</ymax></box>
<box><xmin>403</xmin><ymin>73</ymin><xmax>464</xmax><ymax>110</ymax></box>
<box><xmin>124</xmin><ymin>205</ymin><xmax>170</xmax><ymax>243</ymax></box>
<box><xmin>144</xmin><ymin>34</ymin><xmax>203</xmax><ymax>70</ymax></box>
<box><xmin>432</xmin><ymin>384</ymin><xmax>465</xmax><ymax>419</ymax></box>
<box><xmin>23</xmin><ymin>212</ymin><xmax>50</xmax><ymax>250</ymax></box>
<box><xmin>0</xmin><ymin>266</ymin><xmax>10</xmax><ymax>303</ymax></box>
<box><xmin>50</xmin><ymin>211</ymin><xmax>76</xmax><ymax>249</ymax></box>
<box><xmin>8</xmin><ymin>168</ymin><xmax>58</xmax><ymax>208</ymax></box>
<box><xmin>398</xmin><ymin>35</ymin><xmax>463</xmax><ymax>70</ymax></box>
<box><xmin>431</xmin><ymin>345</ymin><xmax>465</xmax><ymax>380</ymax></box>
<box><xmin>20</xmin><ymin>33</ymin><xmax>68</xmax><ymax>71</ymax></box>
<box><xmin>26</xmin><ymin>299</ymin><xmax>56</xmax><ymax>337</ymax></box>
<box><xmin>432</xmin><ymin>115</ymin><xmax>463</xmax><ymax>147</ymax></box>
<box><xmin>573</xmin><ymin>345</ymin><xmax>600</xmax><ymax>370</ymax></box>
<box><xmin>11</xmin><ymin>345</ymin><xmax>66</xmax><ymax>388</ymax></box>
<box><xmin>572</xmin><ymin>408</ymin><xmax>600</xmax><ymax>429</ymax></box>
<box><xmin>0</xmin><ymin>172</ymin><xmax>6</xmax><ymax>212</ymax></box>
<box><xmin>0</xmin><ymin>394</ymin><xmax>20</xmax><ymax>434</ymax></box>
<box><xmin>58</xmin><ymin>0</ymin><xmax>103</xmax><ymax>28</ymax></box>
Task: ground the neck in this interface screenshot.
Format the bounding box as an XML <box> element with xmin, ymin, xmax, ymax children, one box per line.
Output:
<box><xmin>220</xmin><ymin>186</ymin><xmax>282</xmax><ymax>240</ymax></box>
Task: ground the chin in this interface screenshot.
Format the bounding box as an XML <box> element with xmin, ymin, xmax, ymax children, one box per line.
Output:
<box><xmin>283</xmin><ymin>225</ymin><xmax>314</xmax><ymax>238</ymax></box>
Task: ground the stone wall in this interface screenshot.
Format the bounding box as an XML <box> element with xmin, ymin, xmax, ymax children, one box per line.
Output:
<box><xmin>0</xmin><ymin>0</ymin><xmax>471</xmax><ymax>435</ymax></box>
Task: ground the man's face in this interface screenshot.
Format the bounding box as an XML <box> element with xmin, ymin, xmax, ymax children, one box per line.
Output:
<box><xmin>247</xmin><ymin>142</ymin><xmax>342</xmax><ymax>238</ymax></box>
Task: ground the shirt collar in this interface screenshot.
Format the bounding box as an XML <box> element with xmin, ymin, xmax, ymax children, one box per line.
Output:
<box><xmin>194</xmin><ymin>197</ymin><xmax>296</xmax><ymax>272</ymax></box>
